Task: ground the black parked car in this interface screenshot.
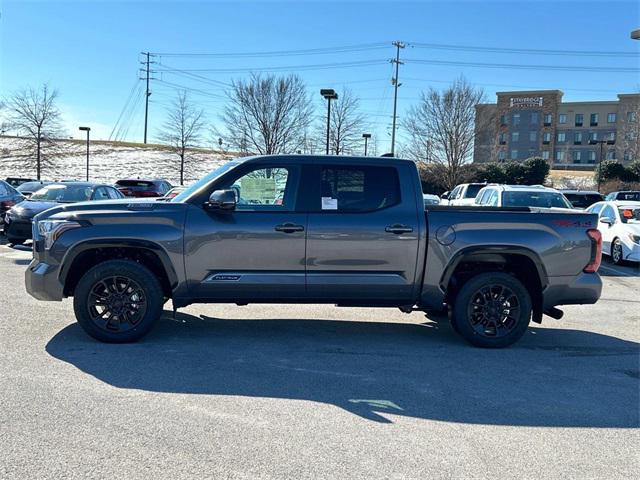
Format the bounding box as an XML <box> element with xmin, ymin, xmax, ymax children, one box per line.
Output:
<box><xmin>0</xmin><ymin>180</ymin><xmax>26</xmax><ymax>231</ymax></box>
<box><xmin>605</xmin><ymin>191</ymin><xmax>640</xmax><ymax>202</ymax></box>
<box><xmin>5</xmin><ymin>177</ymin><xmax>38</xmax><ymax>188</ymax></box>
<box><xmin>4</xmin><ymin>182</ymin><xmax>124</xmax><ymax>244</ymax></box>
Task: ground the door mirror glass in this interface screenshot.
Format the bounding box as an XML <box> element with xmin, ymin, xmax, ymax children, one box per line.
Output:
<box><xmin>599</xmin><ymin>216</ymin><xmax>614</xmax><ymax>225</ymax></box>
<box><xmin>206</xmin><ymin>189</ymin><xmax>237</xmax><ymax>211</ymax></box>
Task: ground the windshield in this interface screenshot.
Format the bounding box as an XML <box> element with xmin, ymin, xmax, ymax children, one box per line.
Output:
<box><xmin>619</xmin><ymin>206</ymin><xmax>640</xmax><ymax>224</ymax></box>
<box><xmin>171</xmin><ymin>160</ymin><xmax>242</xmax><ymax>203</ymax></box>
<box><xmin>17</xmin><ymin>182</ymin><xmax>49</xmax><ymax>193</ymax></box>
<box><xmin>563</xmin><ymin>193</ymin><xmax>603</xmax><ymax>209</ymax></box>
<box><xmin>30</xmin><ymin>184</ymin><xmax>93</xmax><ymax>203</ymax></box>
<box><xmin>615</xmin><ymin>192</ymin><xmax>640</xmax><ymax>201</ymax></box>
<box><xmin>465</xmin><ymin>184</ymin><xmax>484</xmax><ymax>199</ymax></box>
<box><xmin>503</xmin><ymin>191</ymin><xmax>573</xmax><ymax>209</ymax></box>
<box><xmin>116</xmin><ymin>180</ymin><xmax>155</xmax><ymax>189</ymax></box>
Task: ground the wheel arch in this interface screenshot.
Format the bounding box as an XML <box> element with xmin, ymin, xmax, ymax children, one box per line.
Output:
<box><xmin>60</xmin><ymin>239</ymin><xmax>178</xmax><ymax>298</ymax></box>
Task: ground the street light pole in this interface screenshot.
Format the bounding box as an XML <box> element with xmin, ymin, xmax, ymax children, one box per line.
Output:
<box><xmin>320</xmin><ymin>89</ymin><xmax>338</xmax><ymax>155</ymax></box>
<box><xmin>79</xmin><ymin>126</ymin><xmax>91</xmax><ymax>181</ymax></box>
<box><xmin>590</xmin><ymin>138</ymin><xmax>615</xmax><ymax>193</ymax></box>
<box><xmin>362</xmin><ymin>133</ymin><xmax>371</xmax><ymax>156</ymax></box>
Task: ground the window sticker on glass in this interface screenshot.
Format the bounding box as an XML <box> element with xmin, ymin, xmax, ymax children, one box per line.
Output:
<box><xmin>321</xmin><ymin>197</ymin><xmax>338</xmax><ymax>210</ymax></box>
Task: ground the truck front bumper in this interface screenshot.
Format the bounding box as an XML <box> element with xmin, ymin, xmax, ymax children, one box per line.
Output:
<box><xmin>542</xmin><ymin>272</ymin><xmax>602</xmax><ymax>310</ymax></box>
<box><xmin>25</xmin><ymin>259</ymin><xmax>64</xmax><ymax>301</ymax></box>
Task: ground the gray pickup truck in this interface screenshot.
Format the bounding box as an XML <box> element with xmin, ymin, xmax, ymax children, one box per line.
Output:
<box><xmin>25</xmin><ymin>155</ymin><xmax>603</xmax><ymax>347</ymax></box>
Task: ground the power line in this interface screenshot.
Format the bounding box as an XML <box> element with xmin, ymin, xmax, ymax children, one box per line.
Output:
<box><xmin>151</xmin><ymin>42</ymin><xmax>389</xmax><ymax>58</ymax></box>
<box><xmin>410</xmin><ymin>42</ymin><xmax>640</xmax><ymax>57</ymax></box>
<box><xmin>153</xmin><ymin>59</ymin><xmax>389</xmax><ymax>74</ymax></box>
<box><xmin>406</xmin><ymin>58</ymin><xmax>639</xmax><ymax>73</ymax></box>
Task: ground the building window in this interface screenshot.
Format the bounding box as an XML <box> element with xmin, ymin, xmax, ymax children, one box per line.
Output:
<box><xmin>543</xmin><ymin>132</ymin><xmax>551</xmax><ymax>144</ymax></box>
<box><xmin>555</xmin><ymin>150</ymin><xmax>565</xmax><ymax>162</ymax></box>
<box><xmin>543</xmin><ymin>114</ymin><xmax>552</xmax><ymax>126</ymax></box>
<box><xmin>558</xmin><ymin>114</ymin><xmax>567</xmax><ymax>124</ymax></box>
<box><xmin>572</xmin><ymin>151</ymin><xmax>582</xmax><ymax>162</ymax></box>
<box><xmin>530</xmin><ymin>112</ymin><xmax>539</xmax><ymax>125</ymax></box>
<box><xmin>574</xmin><ymin>132</ymin><xmax>582</xmax><ymax>144</ymax></box>
<box><xmin>498</xmin><ymin>150</ymin><xmax>506</xmax><ymax>161</ymax></box>
<box><xmin>542</xmin><ymin>150</ymin><xmax>549</xmax><ymax>160</ymax></box>
<box><xmin>511</xmin><ymin>131</ymin><xmax>520</xmax><ymax>142</ymax></box>
<box><xmin>607</xmin><ymin>132</ymin><xmax>616</xmax><ymax>143</ymax></box>
<box><xmin>557</xmin><ymin>132</ymin><xmax>566</xmax><ymax>142</ymax></box>
<box><xmin>606</xmin><ymin>150</ymin><xmax>616</xmax><ymax>160</ymax></box>
<box><xmin>499</xmin><ymin>133</ymin><xmax>507</xmax><ymax>144</ymax></box>
<box><xmin>529</xmin><ymin>131</ymin><xmax>537</xmax><ymax>142</ymax></box>
<box><xmin>513</xmin><ymin>113</ymin><xmax>521</xmax><ymax>126</ymax></box>
<box><xmin>500</xmin><ymin>115</ymin><xmax>508</xmax><ymax>126</ymax></box>
<box><xmin>624</xmin><ymin>151</ymin><xmax>632</xmax><ymax>161</ymax></box>
<box><xmin>511</xmin><ymin>150</ymin><xmax>518</xmax><ymax>159</ymax></box>
<box><xmin>628</xmin><ymin>111</ymin><xmax>637</xmax><ymax>122</ymax></box>
<box><xmin>589</xmin><ymin>132</ymin><xmax>598</xmax><ymax>142</ymax></box>
<box><xmin>575</xmin><ymin>113</ymin><xmax>583</xmax><ymax>126</ymax></box>
<box><xmin>588</xmin><ymin>151</ymin><xmax>596</xmax><ymax>162</ymax></box>
<box><xmin>607</xmin><ymin>113</ymin><xmax>617</xmax><ymax>123</ymax></box>
<box><xmin>590</xmin><ymin>113</ymin><xmax>598</xmax><ymax>126</ymax></box>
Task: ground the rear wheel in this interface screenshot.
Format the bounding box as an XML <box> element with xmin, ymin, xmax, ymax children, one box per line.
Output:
<box><xmin>451</xmin><ymin>272</ymin><xmax>531</xmax><ymax>348</ymax></box>
<box><xmin>73</xmin><ymin>259</ymin><xmax>163</xmax><ymax>343</ymax></box>
<box><xmin>611</xmin><ymin>238</ymin><xmax>625</xmax><ymax>265</ymax></box>
<box><xmin>7</xmin><ymin>235</ymin><xmax>27</xmax><ymax>245</ymax></box>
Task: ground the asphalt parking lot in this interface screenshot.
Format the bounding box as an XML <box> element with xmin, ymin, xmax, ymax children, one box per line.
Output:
<box><xmin>0</xmin><ymin>240</ymin><xmax>638</xmax><ymax>479</ymax></box>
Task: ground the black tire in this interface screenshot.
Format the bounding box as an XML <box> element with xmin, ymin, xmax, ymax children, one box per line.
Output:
<box><xmin>451</xmin><ymin>272</ymin><xmax>532</xmax><ymax>348</ymax></box>
<box><xmin>7</xmin><ymin>236</ymin><xmax>27</xmax><ymax>245</ymax></box>
<box><xmin>611</xmin><ymin>238</ymin><xmax>625</xmax><ymax>265</ymax></box>
<box><xmin>73</xmin><ymin>259</ymin><xmax>163</xmax><ymax>343</ymax></box>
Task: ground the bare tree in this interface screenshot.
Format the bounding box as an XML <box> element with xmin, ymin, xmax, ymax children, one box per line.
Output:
<box><xmin>323</xmin><ymin>89</ymin><xmax>366</xmax><ymax>155</ymax></box>
<box><xmin>158</xmin><ymin>91</ymin><xmax>206</xmax><ymax>185</ymax></box>
<box><xmin>619</xmin><ymin>94</ymin><xmax>640</xmax><ymax>162</ymax></box>
<box><xmin>222</xmin><ymin>73</ymin><xmax>313</xmax><ymax>155</ymax></box>
<box><xmin>403</xmin><ymin>77</ymin><xmax>485</xmax><ymax>189</ymax></box>
<box><xmin>4</xmin><ymin>84</ymin><xmax>63</xmax><ymax>179</ymax></box>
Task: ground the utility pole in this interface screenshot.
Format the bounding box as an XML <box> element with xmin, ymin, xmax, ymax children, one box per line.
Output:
<box><xmin>390</xmin><ymin>41</ymin><xmax>405</xmax><ymax>157</ymax></box>
<box><xmin>141</xmin><ymin>52</ymin><xmax>153</xmax><ymax>144</ymax></box>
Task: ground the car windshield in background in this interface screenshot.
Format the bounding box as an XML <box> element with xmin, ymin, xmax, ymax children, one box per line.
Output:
<box><xmin>563</xmin><ymin>193</ymin><xmax>603</xmax><ymax>209</ymax></box>
<box><xmin>17</xmin><ymin>182</ymin><xmax>49</xmax><ymax>193</ymax></box>
<box><xmin>116</xmin><ymin>180</ymin><xmax>155</xmax><ymax>189</ymax></box>
<box><xmin>171</xmin><ymin>160</ymin><xmax>241</xmax><ymax>203</ymax></box>
<box><xmin>503</xmin><ymin>191</ymin><xmax>572</xmax><ymax>209</ymax></box>
<box><xmin>619</xmin><ymin>207</ymin><xmax>640</xmax><ymax>224</ymax></box>
<box><xmin>30</xmin><ymin>185</ymin><xmax>92</xmax><ymax>203</ymax></box>
<box><xmin>465</xmin><ymin>184</ymin><xmax>484</xmax><ymax>198</ymax></box>
<box><xmin>617</xmin><ymin>192</ymin><xmax>640</xmax><ymax>201</ymax></box>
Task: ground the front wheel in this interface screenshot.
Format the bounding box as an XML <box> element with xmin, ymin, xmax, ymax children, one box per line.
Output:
<box><xmin>611</xmin><ymin>238</ymin><xmax>625</xmax><ymax>265</ymax></box>
<box><xmin>73</xmin><ymin>259</ymin><xmax>164</xmax><ymax>343</ymax></box>
<box><xmin>451</xmin><ymin>272</ymin><xmax>532</xmax><ymax>348</ymax></box>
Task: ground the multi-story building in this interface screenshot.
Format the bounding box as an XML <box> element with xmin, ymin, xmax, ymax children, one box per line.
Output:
<box><xmin>474</xmin><ymin>90</ymin><xmax>639</xmax><ymax>169</ymax></box>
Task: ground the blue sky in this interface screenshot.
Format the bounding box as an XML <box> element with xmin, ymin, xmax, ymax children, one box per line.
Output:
<box><xmin>1</xmin><ymin>0</ymin><xmax>639</xmax><ymax>153</ymax></box>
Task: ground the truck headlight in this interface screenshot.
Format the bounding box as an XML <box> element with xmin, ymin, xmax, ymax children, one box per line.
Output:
<box><xmin>36</xmin><ymin>220</ymin><xmax>82</xmax><ymax>250</ymax></box>
<box><xmin>629</xmin><ymin>234</ymin><xmax>640</xmax><ymax>245</ymax></box>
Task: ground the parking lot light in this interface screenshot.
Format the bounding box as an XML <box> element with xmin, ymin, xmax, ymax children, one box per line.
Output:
<box><xmin>320</xmin><ymin>89</ymin><xmax>338</xmax><ymax>155</ymax></box>
<box><xmin>362</xmin><ymin>133</ymin><xmax>372</xmax><ymax>156</ymax></box>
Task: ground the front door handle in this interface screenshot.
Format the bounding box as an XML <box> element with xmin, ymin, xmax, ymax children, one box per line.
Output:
<box><xmin>275</xmin><ymin>223</ymin><xmax>305</xmax><ymax>233</ymax></box>
<box><xmin>385</xmin><ymin>224</ymin><xmax>413</xmax><ymax>234</ymax></box>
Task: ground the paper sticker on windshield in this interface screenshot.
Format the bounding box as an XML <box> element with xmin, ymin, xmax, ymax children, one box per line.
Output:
<box><xmin>321</xmin><ymin>197</ymin><xmax>338</xmax><ymax>210</ymax></box>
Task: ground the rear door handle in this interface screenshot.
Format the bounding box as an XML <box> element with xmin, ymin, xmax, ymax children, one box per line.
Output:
<box><xmin>385</xmin><ymin>224</ymin><xmax>413</xmax><ymax>234</ymax></box>
<box><xmin>275</xmin><ymin>223</ymin><xmax>305</xmax><ymax>233</ymax></box>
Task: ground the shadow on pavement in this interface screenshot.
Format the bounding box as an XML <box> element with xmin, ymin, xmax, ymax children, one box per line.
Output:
<box><xmin>46</xmin><ymin>311</ymin><xmax>639</xmax><ymax>427</ymax></box>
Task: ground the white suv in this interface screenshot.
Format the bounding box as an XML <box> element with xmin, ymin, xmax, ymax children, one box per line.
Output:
<box><xmin>441</xmin><ymin>183</ymin><xmax>486</xmax><ymax>206</ymax></box>
<box><xmin>474</xmin><ymin>185</ymin><xmax>573</xmax><ymax>209</ymax></box>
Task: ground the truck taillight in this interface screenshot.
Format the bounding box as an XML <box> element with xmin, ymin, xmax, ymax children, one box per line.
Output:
<box><xmin>584</xmin><ymin>228</ymin><xmax>602</xmax><ymax>273</ymax></box>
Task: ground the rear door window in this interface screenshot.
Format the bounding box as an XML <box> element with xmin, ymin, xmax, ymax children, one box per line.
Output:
<box><xmin>318</xmin><ymin>165</ymin><xmax>400</xmax><ymax>212</ymax></box>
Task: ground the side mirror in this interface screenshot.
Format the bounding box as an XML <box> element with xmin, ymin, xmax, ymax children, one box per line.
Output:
<box><xmin>441</xmin><ymin>191</ymin><xmax>450</xmax><ymax>200</ymax></box>
<box><xmin>205</xmin><ymin>189</ymin><xmax>236</xmax><ymax>211</ymax></box>
<box><xmin>599</xmin><ymin>216</ymin><xmax>614</xmax><ymax>225</ymax></box>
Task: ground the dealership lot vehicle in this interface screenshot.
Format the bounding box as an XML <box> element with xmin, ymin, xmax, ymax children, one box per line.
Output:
<box><xmin>475</xmin><ymin>184</ymin><xmax>574</xmax><ymax>209</ymax></box>
<box><xmin>4</xmin><ymin>182</ymin><xmax>124</xmax><ymax>244</ymax></box>
<box><xmin>26</xmin><ymin>155</ymin><xmax>602</xmax><ymax>348</ymax></box>
<box><xmin>440</xmin><ymin>182</ymin><xmax>486</xmax><ymax>206</ymax></box>
<box><xmin>561</xmin><ymin>189</ymin><xmax>604</xmax><ymax>209</ymax></box>
<box><xmin>0</xmin><ymin>180</ymin><xmax>25</xmax><ymax>231</ymax></box>
<box><xmin>4</xmin><ymin>176</ymin><xmax>38</xmax><ymax>188</ymax></box>
<box><xmin>115</xmin><ymin>178</ymin><xmax>173</xmax><ymax>197</ymax></box>
<box><xmin>587</xmin><ymin>200</ymin><xmax>640</xmax><ymax>265</ymax></box>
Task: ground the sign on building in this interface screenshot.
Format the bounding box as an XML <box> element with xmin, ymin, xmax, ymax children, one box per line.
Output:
<box><xmin>510</xmin><ymin>97</ymin><xmax>543</xmax><ymax>108</ymax></box>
